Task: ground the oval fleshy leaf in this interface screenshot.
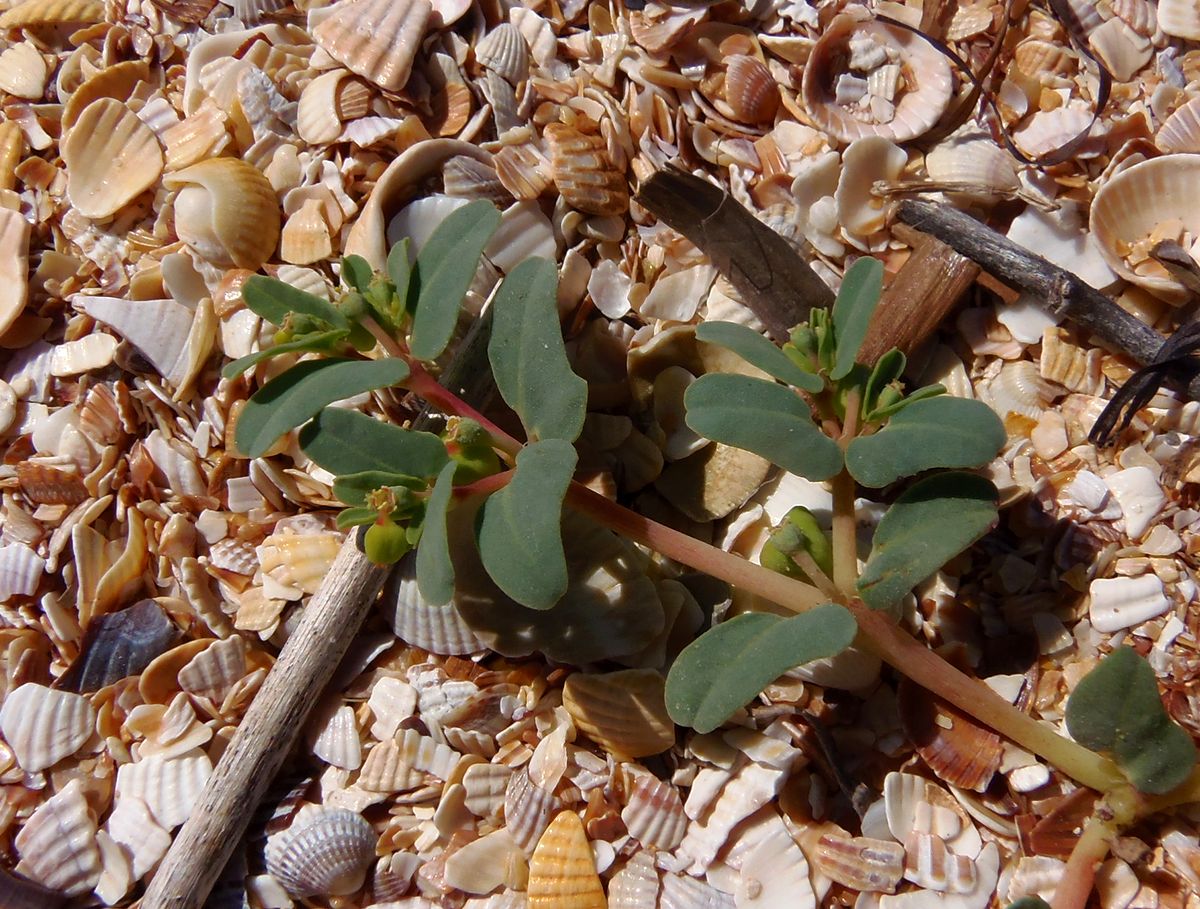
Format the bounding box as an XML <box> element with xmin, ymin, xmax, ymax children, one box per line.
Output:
<box><xmin>415</xmin><ymin>461</ymin><xmax>459</xmax><ymax>606</ymax></box>
<box><xmin>220</xmin><ymin>329</ymin><xmax>349</xmax><ymax>379</ymax></box>
<box><xmin>477</xmin><ymin>439</ymin><xmax>577</xmax><ymax>609</ymax></box>
<box><xmin>1065</xmin><ymin>646</ymin><xmax>1197</xmax><ymax>795</ymax></box>
<box><xmin>331</xmin><ymin>470</ymin><xmax>425</xmax><ymax>505</ymax></box>
<box><xmin>241</xmin><ymin>275</ymin><xmax>348</xmax><ymax>329</ymax></box>
<box><xmin>665</xmin><ymin>605</ymin><xmax>857</xmax><ymax>733</ymax></box>
<box><xmin>831</xmin><ymin>256</ymin><xmax>883</xmax><ymax>380</ymax></box>
<box><xmin>695</xmin><ymin>321</ymin><xmax>823</xmax><ymax>392</ymax></box>
<box><xmin>858</xmin><ymin>472</ymin><xmax>998</xmax><ymax>611</ymax></box>
<box><xmin>488</xmin><ymin>258</ymin><xmax>587</xmax><ymax>443</ymax></box>
<box><xmin>684</xmin><ymin>373</ymin><xmax>843</xmax><ymax>481</ymax></box>
<box><xmin>409</xmin><ymin>200</ymin><xmax>501</xmax><ymax>362</ymax></box>
<box><xmin>342</xmin><ymin>254</ymin><xmax>374</xmax><ymax>292</ymax></box>
<box><xmin>236</xmin><ymin>358</ymin><xmax>410</xmax><ymax>458</ymax></box>
<box><xmin>846</xmin><ymin>396</ymin><xmax>1006</xmax><ymax>488</ymax></box>
<box><xmin>299</xmin><ymin>406</ymin><xmax>449</xmax><ymax>478</ymax></box>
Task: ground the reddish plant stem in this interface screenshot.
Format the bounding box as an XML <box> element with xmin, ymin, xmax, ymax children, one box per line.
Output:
<box><xmin>453</xmin><ymin>471</ymin><xmax>512</xmax><ymax>500</ymax></box>
<box><xmin>1053</xmin><ymin>810</ymin><xmax>1119</xmax><ymax>909</ymax></box>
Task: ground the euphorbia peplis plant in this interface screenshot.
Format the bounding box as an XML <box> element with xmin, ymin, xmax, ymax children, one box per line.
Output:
<box><xmin>227</xmin><ymin>200</ymin><xmax>1199</xmax><ymax>909</ymax></box>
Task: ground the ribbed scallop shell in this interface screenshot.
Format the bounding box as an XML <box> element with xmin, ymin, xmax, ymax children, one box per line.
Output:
<box><xmin>1091</xmin><ymin>154</ymin><xmax>1200</xmax><ymax>300</ymax></box>
<box><xmin>444</xmin><ymin>155</ymin><xmax>513</xmax><ymax>205</ymax></box>
<box><xmin>660</xmin><ymin>873</ymin><xmax>735</xmax><ymax>909</ymax></box>
<box><xmin>13</xmin><ymin>780</ymin><xmax>100</xmax><ymax>897</ymax></box>
<box><xmin>20</xmin><ymin>460</ymin><xmax>85</xmax><ymax>505</ymax></box>
<box><xmin>312</xmin><ymin>704</ymin><xmax>362</xmax><ymax>771</ymax></box>
<box><xmin>0</xmin><ymin>42</ymin><xmax>48</xmax><ymax>100</ymax></box>
<box><xmin>561</xmin><ymin>669</ymin><xmax>673</xmax><ymax>760</ymax></box>
<box><xmin>265</xmin><ymin>806</ymin><xmax>377</xmax><ymax>898</ymax></box>
<box><xmin>1012</xmin><ymin>38</ymin><xmax>1077</xmax><ymax>78</ymax></box>
<box><xmin>357</xmin><ymin>738</ymin><xmax>425</xmax><ymax>792</ymax></box>
<box><xmin>608</xmin><ymin>852</ymin><xmax>659</xmax><ymax>909</ymax></box>
<box><xmin>723</xmin><ymin>55</ymin><xmax>780</xmax><ymax>125</ymax></box>
<box><xmin>258</xmin><ymin>533</ymin><xmax>342</xmax><ymax>595</ymax></box>
<box><xmin>57</xmin><ymin>600</ymin><xmax>181</xmax><ymax>693</ymax></box>
<box><xmin>1160</xmin><ymin>0</ymin><xmax>1200</xmax><ymax>39</ymax></box>
<box><xmin>0</xmin><ymin>0</ymin><xmax>102</xmax><ymax>27</ymax></box>
<box><xmin>178</xmin><ymin>634</ymin><xmax>246</xmax><ymax>703</ymax></box>
<box><xmin>527</xmin><ymin>811</ymin><xmax>605</xmax><ymax>909</ymax></box>
<box><xmin>898</xmin><ymin>679</ymin><xmax>1002</xmax><ymax>792</ymax></box>
<box><xmin>463</xmin><ymin>761</ymin><xmax>513</xmax><ymax>819</ymax></box>
<box><xmin>165</xmin><ymin>157</ymin><xmax>280</xmax><ymax>270</ymax></box>
<box><xmin>505</xmin><ymin>768</ymin><xmax>561</xmax><ymax>855</ymax></box>
<box><xmin>475</xmin><ymin>23</ymin><xmax>529</xmax><ymax>85</ymax></box>
<box><xmin>925</xmin><ymin>136</ymin><xmax>1019</xmax><ymax>197</ymax></box>
<box><xmin>0</xmin><ymin>208</ymin><xmax>29</xmax><ymax>338</ymax></box>
<box><xmin>381</xmin><ymin>556</ymin><xmax>490</xmax><ymax>655</ymax></box>
<box><xmin>813</xmin><ymin>834</ymin><xmax>905</xmax><ymax>893</ymax></box>
<box><xmin>493</xmin><ymin>143</ymin><xmax>552</xmax><ymax>200</ymax></box>
<box><xmin>801</xmin><ymin>12</ymin><xmax>953</xmax><ymax>144</ymax></box>
<box><xmin>1040</xmin><ymin>327</ymin><xmax>1104</xmax><ymax>395</ymax></box>
<box><xmin>1157</xmin><ymin>97</ymin><xmax>1200</xmax><ymax>154</ymax></box>
<box><xmin>114</xmin><ymin>748</ymin><xmax>214</xmax><ymax>829</ymax></box>
<box><xmin>0</xmin><ymin>683</ymin><xmax>95</xmax><ymax>772</ymax></box>
<box><xmin>297</xmin><ymin>69</ymin><xmax>351</xmax><ymax>145</ymax></box>
<box><xmin>545</xmin><ymin>122</ymin><xmax>628</xmax><ymax>216</ymax></box>
<box><xmin>62</xmin><ymin>98</ymin><xmax>163</xmax><ymax>220</ymax></box>
<box><xmin>61</xmin><ymin>60</ymin><xmax>148</xmax><ymax>130</ymax></box>
<box><xmin>620</xmin><ymin>773</ymin><xmax>687</xmax><ymax>851</ymax></box>
<box><xmin>313</xmin><ymin>0</ymin><xmax>433</xmax><ymax>92</ymax></box>
<box><xmin>980</xmin><ymin>360</ymin><xmax>1054</xmax><ymax>421</ymax></box>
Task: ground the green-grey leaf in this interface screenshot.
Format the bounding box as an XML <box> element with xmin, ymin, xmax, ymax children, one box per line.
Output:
<box><xmin>416</xmin><ymin>461</ymin><xmax>458</xmax><ymax>606</ymax></box>
<box><xmin>241</xmin><ymin>275</ymin><xmax>348</xmax><ymax>329</ymax></box>
<box><xmin>665</xmin><ymin>605</ymin><xmax>857</xmax><ymax>733</ymax></box>
<box><xmin>477</xmin><ymin>439</ymin><xmax>576</xmax><ymax>609</ymax></box>
<box><xmin>409</xmin><ymin>200</ymin><xmax>501</xmax><ymax>361</ymax></box>
<box><xmin>220</xmin><ymin>329</ymin><xmax>349</xmax><ymax>379</ymax></box>
<box><xmin>846</xmin><ymin>396</ymin><xmax>1007</xmax><ymax>488</ymax></box>
<box><xmin>695</xmin><ymin>321</ymin><xmax>823</xmax><ymax>392</ymax></box>
<box><xmin>236</xmin><ymin>358</ymin><xmax>410</xmax><ymax>459</ymax></box>
<box><xmin>342</xmin><ymin>255</ymin><xmax>373</xmax><ymax>293</ymax></box>
<box><xmin>684</xmin><ymin>374</ymin><xmax>843</xmax><ymax>481</ymax></box>
<box><xmin>299</xmin><ymin>407</ymin><xmax>449</xmax><ymax>478</ymax></box>
<box><xmin>862</xmin><ymin>348</ymin><xmax>905</xmax><ymax>415</ymax></box>
<box><xmin>858</xmin><ymin>472</ymin><xmax>998</xmax><ymax>611</ymax></box>
<box><xmin>1065</xmin><ymin>646</ymin><xmax>1197</xmax><ymax>794</ymax></box>
<box><xmin>387</xmin><ymin>237</ymin><xmax>412</xmax><ymax>312</ymax></box>
<box><xmin>332</xmin><ymin>470</ymin><xmax>425</xmax><ymax>505</ymax></box>
<box><xmin>489</xmin><ymin>257</ymin><xmax>587</xmax><ymax>443</ymax></box>
<box><xmin>831</xmin><ymin>256</ymin><xmax>883</xmax><ymax>380</ymax></box>
<box><xmin>336</xmin><ymin>506</ymin><xmax>378</xmax><ymax>529</ymax></box>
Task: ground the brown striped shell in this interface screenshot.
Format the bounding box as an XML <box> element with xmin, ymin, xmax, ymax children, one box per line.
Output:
<box><xmin>562</xmin><ymin>668</ymin><xmax>674</xmax><ymax>760</ymax></box>
<box><xmin>723</xmin><ymin>55</ymin><xmax>780</xmax><ymax>125</ymax></box>
<box><xmin>545</xmin><ymin>122</ymin><xmax>629</xmax><ymax>216</ymax></box>
<box><xmin>898</xmin><ymin>677</ymin><xmax>1002</xmax><ymax>792</ymax></box>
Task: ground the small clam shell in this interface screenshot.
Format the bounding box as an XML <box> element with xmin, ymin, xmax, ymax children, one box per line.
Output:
<box><xmin>801</xmin><ymin>12</ymin><xmax>954</xmax><ymax>144</ymax></box>
<box><xmin>357</xmin><ymin>738</ymin><xmax>425</xmax><ymax>792</ymax></box>
<box><xmin>527</xmin><ymin>811</ymin><xmax>605</xmax><ymax>909</ymax></box>
<box><xmin>608</xmin><ymin>852</ymin><xmax>659</xmax><ymax>909</ymax></box>
<box><xmin>14</xmin><ymin>780</ymin><xmax>100</xmax><ymax>897</ymax></box>
<box><xmin>925</xmin><ymin>135</ymin><xmax>1019</xmax><ymax>199</ymax></box>
<box><xmin>114</xmin><ymin>748</ymin><xmax>214</xmax><ymax>829</ymax></box>
<box><xmin>265</xmin><ymin>806</ymin><xmax>377</xmax><ymax>898</ymax></box>
<box><xmin>297</xmin><ymin>69</ymin><xmax>352</xmax><ymax>145</ymax></box>
<box><xmin>0</xmin><ymin>0</ymin><xmax>103</xmax><ymax>27</ymax></box>
<box><xmin>475</xmin><ymin>23</ymin><xmax>529</xmax><ymax>85</ymax></box>
<box><xmin>1160</xmin><ymin>0</ymin><xmax>1200</xmax><ymax>39</ymax></box>
<box><xmin>621</xmin><ymin>773</ymin><xmax>688</xmax><ymax>851</ymax></box>
<box><xmin>506</xmin><ymin>767</ymin><xmax>562</xmax><ymax>855</ymax></box>
<box><xmin>0</xmin><ymin>42</ymin><xmax>48</xmax><ymax>100</ymax></box>
<box><xmin>63</xmin><ymin>99</ymin><xmax>163</xmax><ymax>220</ymax></box>
<box><xmin>898</xmin><ymin>679</ymin><xmax>1002</xmax><ymax>793</ymax></box>
<box><xmin>1091</xmin><ymin>154</ymin><xmax>1200</xmax><ymax>301</ymax></box>
<box><xmin>314</xmin><ymin>0</ymin><xmax>433</xmax><ymax>92</ymax></box>
<box><xmin>813</xmin><ymin>834</ymin><xmax>905</xmax><ymax>893</ymax></box>
<box><xmin>0</xmin><ymin>541</ymin><xmax>46</xmax><ymax>600</ymax></box>
<box><xmin>311</xmin><ymin>704</ymin><xmax>362</xmax><ymax>771</ymax></box>
<box><xmin>1156</xmin><ymin>98</ymin><xmax>1200</xmax><ymax>154</ymax></box>
<box><xmin>562</xmin><ymin>669</ymin><xmax>674</xmax><ymax>760</ymax></box>
<box><xmin>165</xmin><ymin>157</ymin><xmax>280</xmax><ymax>270</ymax></box>
<box><xmin>723</xmin><ymin>55</ymin><xmax>780</xmax><ymax>125</ymax></box>
<box><xmin>0</xmin><ymin>208</ymin><xmax>30</xmax><ymax>338</ymax></box>
<box><xmin>545</xmin><ymin>122</ymin><xmax>628</xmax><ymax>216</ymax></box>
<box><xmin>0</xmin><ymin>683</ymin><xmax>95</xmax><ymax>772</ymax></box>
<box><xmin>178</xmin><ymin>634</ymin><xmax>247</xmax><ymax>703</ymax></box>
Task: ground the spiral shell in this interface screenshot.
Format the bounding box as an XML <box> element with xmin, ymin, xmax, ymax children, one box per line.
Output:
<box><xmin>265</xmin><ymin>806</ymin><xmax>377</xmax><ymax>898</ymax></box>
<box><xmin>723</xmin><ymin>55</ymin><xmax>780</xmax><ymax>125</ymax></box>
<box><xmin>562</xmin><ymin>669</ymin><xmax>674</xmax><ymax>760</ymax></box>
<box><xmin>527</xmin><ymin>811</ymin><xmax>606</xmax><ymax>909</ymax></box>
<box><xmin>545</xmin><ymin>122</ymin><xmax>628</xmax><ymax>216</ymax></box>
<box><xmin>165</xmin><ymin>157</ymin><xmax>280</xmax><ymax>269</ymax></box>
<box><xmin>62</xmin><ymin>98</ymin><xmax>164</xmax><ymax>220</ymax></box>
<box><xmin>313</xmin><ymin>0</ymin><xmax>433</xmax><ymax>92</ymax></box>
<box><xmin>0</xmin><ymin>683</ymin><xmax>95</xmax><ymax>772</ymax></box>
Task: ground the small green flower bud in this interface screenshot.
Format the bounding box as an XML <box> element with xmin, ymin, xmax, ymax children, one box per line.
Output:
<box><xmin>364</xmin><ymin>518</ymin><xmax>411</xmax><ymax>565</ymax></box>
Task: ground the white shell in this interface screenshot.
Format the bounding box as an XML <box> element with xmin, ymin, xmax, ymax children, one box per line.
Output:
<box><xmin>621</xmin><ymin>772</ymin><xmax>688</xmax><ymax>851</ymax></box>
<box><xmin>1087</xmin><ymin>18</ymin><xmax>1151</xmax><ymax>82</ymax></box>
<box><xmin>1089</xmin><ymin>574</ymin><xmax>1172</xmax><ymax>632</ymax></box>
<box><xmin>925</xmin><ymin>135</ymin><xmax>1019</xmax><ymax>199</ymax></box>
<box><xmin>265</xmin><ymin>806</ymin><xmax>377</xmax><ymax>897</ymax></box>
<box><xmin>105</xmin><ymin>796</ymin><xmax>172</xmax><ymax>881</ymax></box>
<box><xmin>836</xmin><ymin>136</ymin><xmax>906</xmax><ymax>236</ymax></box>
<box><xmin>1157</xmin><ymin>98</ymin><xmax>1200</xmax><ymax>154</ymax></box>
<box><xmin>313</xmin><ymin>0</ymin><xmax>433</xmax><ymax>92</ymax></box>
<box><xmin>443</xmin><ymin>829</ymin><xmax>527</xmax><ymax>894</ymax></box>
<box><xmin>63</xmin><ymin>98</ymin><xmax>163</xmax><ymax>219</ymax></box>
<box><xmin>677</xmin><ymin>763</ymin><xmax>785</xmax><ymax>875</ymax></box>
<box><xmin>114</xmin><ymin>748</ymin><xmax>214</xmax><ymax>830</ymax></box>
<box><xmin>1104</xmin><ymin>466</ymin><xmax>1166</xmax><ymax>540</ymax></box>
<box><xmin>14</xmin><ymin>779</ymin><xmax>101</xmax><ymax>896</ymax></box>
<box><xmin>475</xmin><ymin>23</ymin><xmax>529</xmax><ymax>85</ymax></box>
<box><xmin>73</xmin><ymin>295</ymin><xmax>194</xmax><ymax>385</ymax></box>
<box><xmin>980</xmin><ymin>360</ymin><xmax>1053</xmax><ymax>421</ymax></box>
<box><xmin>1159</xmin><ymin>0</ymin><xmax>1200</xmax><ymax>39</ymax></box>
<box><xmin>660</xmin><ymin>872</ymin><xmax>735</xmax><ymax>909</ymax></box>
<box><xmin>312</xmin><ymin>704</ymin><xmax>363</xmax><ymax>771</ymax></box>
<box><xmin>505</xmin><ymin>767</ymin><xmax>561</xmax><ymax>855</ymax></box>
<box><xmin>0</xmin><ymin>208</ymin><xmax>31</xmax><ymax>338</ymax></box>
<box><xmin>1011</xmin><ymin>107</ymin><xmax>1094</xmax><ymax>160</ymax></box>
<box><xmin>737</xmin><ymin>822</ymin><xmax>816</xmax><ymax>909</ymax></box>
<box><xmin>463</xmin><ymin>761</ymin><xmax>513</xmax><ymax>819</ymax></box>
<box><xmin>608</xmin><ymin>852</ymin><xmax>659</xmax><ymax>909</ymax></box>
<box><xmin>903</xmin><ymin>832</ymin><xmax>977</xmax><ymax>893</ymax></box>
<box><xmin>641</xmin><ymin>265</ymin><xmax>715</xmax><ymax>323</ymax></box>
<box><xmin>0</xmin><ymin>683</ymin><xmax>95</xmax><ymax>772</ymax></box>
<box><xmin>0</xmin><ymin>541</ymin><xmax>45</xmax><ymax>600</ymax></box>
<box><xmin>485</xmin><ymin>200</ymin><xmax>557</xmax><ymax>273</ymax></box>
<box><xmin>178</xmin><ymin>634</ymin><xmax>247</xmax><ymax>704</ymax></box>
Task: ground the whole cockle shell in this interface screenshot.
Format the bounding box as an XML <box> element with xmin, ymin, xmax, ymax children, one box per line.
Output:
<box><xmin>62</xmin><ymin>98</ymin><xmax>163</xmax><ymax>220</ymax></box>
<box><xmin>723</xmin><ymin>55</ymin><xmax>780</xmax><ymax>125</ymax></box>
<box><xmin>165</xmin><ymin>157</ymin><xmax>281</xmax><ymax>270</ymax></box>
<box><xmin>0</xmin><ymin>683</ymin><xmax>96</xmax><ymax>772</ymax></box>
<box><xmin>314</xmin><ymin>0</ymin><xmax>433</xmax><ymax>92</ymax></box>
<box><xmin>621</xmin><ymin>772</ymin><xmax>688</xmax><ymax>850</ymax></box>
<box><xmin>544</xmin><ymin>122</ymin><xmax>629</xmax><ymax>216</ymax></box>
<box><xmin>265</xmin><ymin>806</ymin><xmax>377</xmax><ymax>897</ymax></box>
<box><xmin>1090</xmin><ymin>154</ymin><xmax>1200</xmax><ymax>301</ymax></box>
<box><xmin>0</xmin><ymin>198</ymin><xmax>32</xmax><ymax>338</ymax></box>
<box><xmin>13</xmin><ymin>779</ymin><xmax>100</xmax><ymax>896</ymax></box>
<box><xmin>1156</xmin><ymin>97</ymin><xmax>1200</xmax><ymax>154</ymax></box>
<box><xmin>527</xmin><ymin>811</ymin><xmax>605</xmax><ymax>909</ymax></box>
<box><xmin>562</xmin><ymin>669</ymin><xmax>674</xmax><ymax>760</ymax></box>
<box><xmin>801</xmin><ymin>11</ymin><xmax>953</xmax><ymax>144</ymax></box>
<box><xmin>475</xmin><ymin>22</ymin><xmax>529</xmax><ymax>85</ymax></box>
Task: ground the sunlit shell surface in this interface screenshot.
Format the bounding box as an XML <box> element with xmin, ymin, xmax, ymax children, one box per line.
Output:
<box><xmin>1160</xmin><ymin>0</ymin><xmax>1200</xmax><ymax>39</ymax></box>
<box><xmin>0</xmin><ymin>208</ymin><xmax>31</xmax><ymax>337</ymax></box>
<box><xmin>813</xmin><ymin>834</ymin><xmax>906</xmax><ymax>893</ymax></box>
<box><xmin>506</xmin><ymin>767</ymin><xmax>562</xmax><ymax>855</ymax></box>
<box><xmin>13</xmin><ymin>780</ymin><xmax>101</xmax><ymax>896</ymax></box>
<box><xmin>527</xmin><ymin>811</ymin><xmax>605</xmax><ymax>909</ymax></box>
<box><xmin>62</xmin><ymin>99</ymin><xmax>163</xmax><ymax>220</ymax></box>
<box><xmin>164</xmin><ymin>157</ymin><xmax>281</xmax><ymax>270</ymax></box>
<box><xmin>265</xmin><ymin>806</ymin><xmax>377</xmax><ymax>897</ymax></box>
<box><xmin>0</xmin><ymin>0</ymin><xmax>103</xmax><ymax>27</ymax></box>
<box><xmin>608</xmin><ymin>852</ymin><xmax>659</xmax><ymax>909</ymax></box>
<box><xmin>898</xmin><ymin>680</ymin><xmax>1002</xmax><ymax>792</ymax></box>
<box><xmin>114</xmin><ymin>748</ymin><xmax>214</xmax><ymax>830</ymax></box>
<box><xmin>0</xmin><ymin>683</ymin><xmax>96</xmax><ymax>772</ymax></box>
<box><xmin>562</xmin><ymin>668</ymin><xmax>674</xmax><ymax>759</ymax></box>
<box><xmin>475</xmin><ymin>22</ymin><xmax>529</xmax><ymax>85</ymax></box>
<box><xmin>621</xmin><ymin>772</ymin><xmax>688</xmax><ymax>850</ymax></box>
<box><xmin>313</xmin><ymin>0</ymin><xmax>433</xmax><ymax>92</ymax></box>
<box><xmin>545</xmin><ymin>122</ymin><xmax>629</xmax><ymax>216</ymax></box>
<box><xmin>723</xmin><ymin>55</ymin><xmax>780</xmax><ymax>125</ymax></box>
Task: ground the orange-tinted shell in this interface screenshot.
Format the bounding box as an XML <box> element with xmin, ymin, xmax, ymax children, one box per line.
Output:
<box><xmin>545</xmin><ymin>122</ymin><xmax>629</xmax><ymax>216</ymax></box>
<box><xmin>562</xmin><ymin>668</ymin><xmax>674</xmax><ymax>760</ymax></box>
<box><xmin>527</xmin><ymin>811</ymin><xmax>606</xmax><ymax>909</ymax></box>
<box><xmin>724</xmin><ymin>55</ymin><xmax>780</xmax><ymax>125</ymax></box>
<box><xmin>898</xmin><ymin>677</ymin><xmax>1002</xmax><ymax>792</ymax></box>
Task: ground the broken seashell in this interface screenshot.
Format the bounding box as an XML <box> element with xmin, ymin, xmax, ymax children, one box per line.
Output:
<box><xmin>1089</xmin><ymin>574</ymin><xmax>1171</xmax><ymax>632</ymax></box>
<box><xmin>0</xmin><ymin>42</ymin><xmax>48</xmax><ymax>100</ymax></box>
<box><xmin>836</xmin><ymin>136</ymin><xmax>906</xmax><ymax>236</ymax></box>
<box><xmin>1157</xmin><ymin>97</ymin><xmax>1200</xmax><ymax>154</ymax></box>
<box><xmin>265</xmin><ymin>806</ymin><xmax>377</xmax><ymax>897</ymax></box>
<box><xmin>608</xmin><ymin>852</ymin><xmax>659</xmax><ymax>909</ymax></box>
<box><xmin>444</xmin><ymin>155</ymin><xmax>513</xmax><ymax>205</ymax></box>
<box><xmin>178</xmin><ymin>634</ymin><xmax>247</xmax><ymax>704</ymax></box>
<box><xmin>13</xmin><ymin>779</ymin><xmax>100</xmax><ymax>896</ymax></box>
<box><xmin>165</xmin><ymin>157</ymin><xmax>280</xmax><ymax>270</ymax></box>
<box><xmin>737</xmin><ymin>820</ymin><xmax>817</xmax><ymax>909</ymax></box>
<box><xmin>813</xmin><ymin>834</ymin><xmax>905</xmax><ymax>893</ymax></box>
<box><xmin>475</xmin><ymin>22</ymin><xmax>529</xmax><ymax>86</ymax></box>
<box><xmin>506</xmin><ymin>767</ymin><xmax>562</xmax><ymax>855</ymax></box>
<box><xmin>562</xmin><ymin>668</ymin><xmax>675</xmax><ymax>760</ymax></box>
<box><xmin>545</xmin><ymin>122</ymin><xmax>629</xmax><ymax>217</ymax></box>
<box><xmin>114</xmin><ymin>748</ymin><xmax>214</xmax><ymax>829</ymax></box>
<box><xmin>527</xmin><ymin>811</ymin><xmax>605</xmax><ymax>909</ymax></box>
<box><xmin>660</xmin><ymin>872</ymin><xmax>735</xmax><ymax>909</ymax></box>
<box><xmin>1160</xmin><ymin>0</ymin><xmax>1200</xmax><ymax>39</ymax></box>
<box><xmin>0</xmin><ymin>682</ymin><xmax>95</xmax><ymax>772</ymax></box>
<box><xmin>925</xmin><ymin>134</ymin><xmax>1020</xmax><ymax>201</ymax></box>
<box><xmin>314</xmin><ymin>0</ymin><xmax>433</xmax><ymax>92</ymax></box>
<box><xmin>297</xmin><ymin>69</ymin><xmax>354</xmax><ymax>145</ymax></box>
<box><xmin>678</xmin><ymin>762</ymin><xmax>785</xmax><ymax>874</ymax></box>
<box><xmin>56</xmin><ymin>599</ymin><xmax>181</xmax><ymax>693</ymax></box>
<box><xmin>444</xmin><ymin>829</ymin><xmax>528</xmax><ymax>894</ymax></box>
<box><xmin>62</xmin><ymin>99</ymin><xmax>163</xmax><ymax>220</ymax></box>
<box><xmin>311</xmin><ymin>703</ymin><xmax>362</xmax><ymax>771</ymax></box>
<box><xmin>898</xmin><ymin>679</ymin><xmax>1002</xmax><ymax>793</ymax></box>
<box><xmin>61</xmin><ymin>59</ymin><xmax>149</xmax><ymax>131</ymax></box>
<box><xmin>0</xmin><ymin>208</ymin><xmax>30</xmax><ymax>338</ymax></box>
<box><xmin>904</xmin><ymin>832</ymin><xmax>977</xmax><ymax>893</ymax></box>
<box><xmin>0</xmin><ymin>0</ymin><xmax>103</xmax><ymax>28</ymax></box>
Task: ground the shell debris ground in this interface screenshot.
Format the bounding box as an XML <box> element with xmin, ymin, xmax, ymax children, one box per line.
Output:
<box><xmin>0</xmin><ymin>0</ymin><xmax>1199</xmax><ymax>906</ymax></box>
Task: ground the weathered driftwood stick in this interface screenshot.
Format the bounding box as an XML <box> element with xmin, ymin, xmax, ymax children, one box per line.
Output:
<box><xmin>895</xmin><ymin>200</ymin><xmax>1188</xmax><ymax>379</ymax></box>
<box><xmin>139</xmin><ymin>535</ymin><xmax>387</xmax><ymax>909</ymax></box>
<box><xmin>859</xmin><ymin>224</ymin><xmax>980</xmax><ymax>366</ymax></box>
